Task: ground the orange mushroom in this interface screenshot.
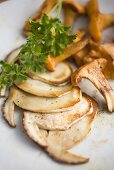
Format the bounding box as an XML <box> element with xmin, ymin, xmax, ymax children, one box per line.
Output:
<box><xmin>23</xmin><ymin>0</ymin><xmax>58</xmax><ymax>37</ymax></box>
<box><xmin>63</xmin><ymin>0</ymin><xmax>85</xmax><ymax>27</ymax></box>
<box><xmin>86</xmin><ymin>0</ymin><xmax>114</xmax><ymax>42</ymax></box>
<box><xmin>46</xmin><ymin>38</ymin><xmax>89</xmax><ymax>71</ymax></box>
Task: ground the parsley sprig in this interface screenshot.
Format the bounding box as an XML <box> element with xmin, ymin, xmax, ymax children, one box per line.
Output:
<box><xmin>0</xmin><ymin>2</ymin><xmax>76</xmax><ymax>88</ymax></box>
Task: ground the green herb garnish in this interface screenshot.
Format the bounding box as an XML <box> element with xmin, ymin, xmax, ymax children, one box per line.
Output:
<box><xmin>0</xmin><ymin>1</ymin><xmax>76</xmax><ymax>88</ymax></box>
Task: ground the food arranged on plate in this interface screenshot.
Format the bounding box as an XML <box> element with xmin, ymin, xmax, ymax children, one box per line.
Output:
<box><xmin>0</xmin><ymin>0</ymin><xmax>114</xmax><ymax>165</ymax></box>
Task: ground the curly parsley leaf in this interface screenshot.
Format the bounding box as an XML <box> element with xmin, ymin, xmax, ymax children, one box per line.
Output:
<box><xmin>0</xmin><ymin>61</ymin><xmax>28</xmax><ymax>88</ymax></box>
<box><xmin>30</xmin><ymin>14</ymin><xmax>76</xmax><ymax>57</ymax></box>
<box><xmin>0</xmin><ymin>11</ymin><xmax>76</xmax><ymax>88</ymax></box>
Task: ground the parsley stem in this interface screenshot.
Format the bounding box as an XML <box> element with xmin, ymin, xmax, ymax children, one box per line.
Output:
<box><xmin>48</xmin><ymin>0</ymin><xmax>63</xmax><ymax>18</ymax></box>
<box><xmin>56</xmin><ymin>0</ymin><xmax>62</xmax><ymax>18</ymax></box>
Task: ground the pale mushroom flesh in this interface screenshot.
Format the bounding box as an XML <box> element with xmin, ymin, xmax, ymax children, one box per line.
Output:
<box><xmin>72</xmin><ymin>58</ymin><xmax>114</xmax><ymax>112</ymax></box>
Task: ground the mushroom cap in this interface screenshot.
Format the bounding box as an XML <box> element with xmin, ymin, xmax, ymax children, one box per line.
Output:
<box><xmin>29</xmin><ymin>62</ymin><xmax>72</xmax><ymax>86</ymax></box>
<box><xmin>5</xmin><ymin>46</ymin><xmax>72</xmax><ymax>86</ymax></box>
<box><xmin>13</xmin><ymin>86</ymin><xmax>81</xmax><ymax>113</ymax></box>
<box><xmin>23</xmin><ymin>94</ymin><xmax>92</xmax><ymax>130</ymax></box>
<box><xmin>15</xmin><ymin>77</ymin><xmax>72</xmax><ymax>97</ymax></box>
<box><xmin>3</xmin><ymin>86</ymin><xmax>81</xmax><ymax>127</ymax></box>
<box><xmin>23</xmin><ymin>95</ymin><xmax>98</xmax><ymax>164</ymax></box>
<box><xmin>72</xmin><ymin>58</ymin><xmax>114</xmax><ymax>112</ymax></box>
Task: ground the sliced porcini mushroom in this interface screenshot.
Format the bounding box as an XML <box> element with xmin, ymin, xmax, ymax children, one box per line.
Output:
<box><xmin>29</xmin><ymin>62</ymin><xmax>72</xmax><ymax>86</ymax></box>
<box><xmin>2</xmin><ymin>88</ymin><xmax>16</xmax><ymax>127</ymax></box>
<box><xmin>47</xmin><ymin>149</ymin><xmax>89</xmax><ymax>164</ymax></box>
<box><xmin>5</xmin><ymin>47</ymin><xmax>22</xmax><ymax>64</ymax></box>
<box><xmin>3</xmin><ymin>86</ymin><xmax>81</xmax><ymax>126</ymax></box>
<box><xmin>15</xmin><ymin>77</ymin><xmax>72</xmax><ymax>97</ymax></box>
<box><xmin>4</xmin><ymin>47</ymin><xmax>72</xmax><ymax>86</ymax></box>
<box><xmin>72</xmin><ymin>58</ymin><xmax>114</xmax><ymax>112</ymax></box>
<box><xmin>23</xmin><ymin>94</ymin><xmax>92</xmax><ymax>130</ymax></box>
<box><xmin>23</xmin><ymin>0</ymin><xmax>58</xmax><ymax>37</ymax></box>
<box><xmin>0</xmin><ymin>47</ymin><xmax>22</xmax><ymax>97</ymax></box>
<box><xmin>24</xmin><ymin>125</ymin><xmax>48</xmax><ymax>147</ymax></box>
<box><xmin>86</xmin><ymin>0</ymin><xmax>114</xmax><ymax>42</ymax></box>
<box><xmin>13</xmin><ymin>86</ymin><xmax>81</xmax><ymax>113</ymax></box>
<box><xmin>63</xmin><ymin>0</ymin><xmax>85</xmax><ymax>27</ymax></box>
<box><xmin>23</xmin><ymin>96</ymin><xmax>98</xmax><ymax>164</ymax></box>
<box><xmin>47</xmin><ymin>97</ymin><xmax>97</xmax><ymax>151</ymax></box>
<box><xmin>0</xmin><ymin>86</ymin><xmax>6</xmax><ymax>97</ymax></box>
<box><xmin>46</xmin><ymin>38</ymin><xmax>89</xmax><ymax>71</ymax></box>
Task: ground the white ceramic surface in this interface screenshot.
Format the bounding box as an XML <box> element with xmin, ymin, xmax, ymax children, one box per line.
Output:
<box><xmin>0</xmin><ymin>0</ymin><xmax>114</xmax><ymax>170</ymax></box>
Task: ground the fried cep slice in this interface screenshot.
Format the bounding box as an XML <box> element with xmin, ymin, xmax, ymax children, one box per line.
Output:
<box><xmin>13</xmin><ymin>87</ymin><xmax>81</xmax><ymax>112</ymax></box>
<box><xmin>0</xmin><ymin>47</ymin><xmax>22</xmax><ymax>97</ymax></box>
<box><xmin>46</xmin><ymin>38</ymin><xmax>89</xmax><ymax>71</ymax></box>
<box><xmin>23</xmin><ymin>97</ymin><xmax>98</xmax><ymax>164</ymax></box>
<box><xmin>29</xmin><ymin>62</ymin><xmax>72</xmax><ymax>86</ymax></box>
<box><xmin>4</xmin><ymin>47</ymin><xmax>72</xmax><ymax>86</ymax></box>
<box><xmin>23</xmin><ymin>94</ymin><xmax>92</xmax><ymax>130</ymax></box>
<box><xmin>72</xmin><ymin>58</ymin><xmax>114</xmax><ymax>112</ymax></box>
<box><xmin>5</xmin><ymin>47</ymin><xmax>22</xmax><ymax>64</ymax></box>
<box><xmin>15</xmin><ymin>77</ymin><xmax>72</xmax><ymax>97</ymax></box>
<box><xmin>23</xmin><ymin>0</ymin><xmax>58</xmax><ymax>37</ymax></box>
<box><xmin>47</xmin><ymin>97</ymin><xmax>97</xmax><ymax>150</ymax></box>
<box><xmin>86</xmin><ymin>0</ymin><xmax>114</xmax><ymax>42</ymax></box>
<box><xmin>2</xmin><ymin>86</ymin><xmax>81</xmax><ymax>127</ymax></box>
<box><xmin>0</xmin><ymin>86</ymin><xmax>6</xmax><ymax>97</ymax></box>
<box><xmin>63</xmin><ymin>0</ymin><xmax>85</xmax><ymax>27</ymax></box>
<box><xmin>2</xmin><ymin>88</ymin><xmax>16</xmax><ymax>127</ymax></box>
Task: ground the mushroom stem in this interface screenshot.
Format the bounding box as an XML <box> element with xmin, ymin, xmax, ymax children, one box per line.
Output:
<box><xmin>46</xmin><ymin>38</ymin><xmax>89</xmax><ymax>71</ymax></box>
<box><xmin>63</xmin><ymin>6</ymin><xmax>78</xmax><ymax>27</ymax></box>
<box><xmin>3</xmin><ymin>87</ymin><xmax>16</xmax><ymax>127</ymax></box>
<box><xmin>23</xmin><ymin>0</ymin><xmax>58</xmax><ymax>36</ymax></box>
<box><xmin>63</xmin><ymin>0</ymin><xmax>85</xmax><ymax>14</ymax></box>
<box><xmin>72</xmin><ymin>58</ymin><xmax>114</xmax><ymax>112</ymax></box>
<box><xmin>86</xmin><ymin>0</ymin><xmax>114</xmax><ymax>42</ymax></box>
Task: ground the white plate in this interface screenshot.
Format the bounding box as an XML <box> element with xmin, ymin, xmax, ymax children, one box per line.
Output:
<box><xmin>0</xmin><ymin>0</ymin><xmax>114</xmax><ymax>170</ymax></box>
